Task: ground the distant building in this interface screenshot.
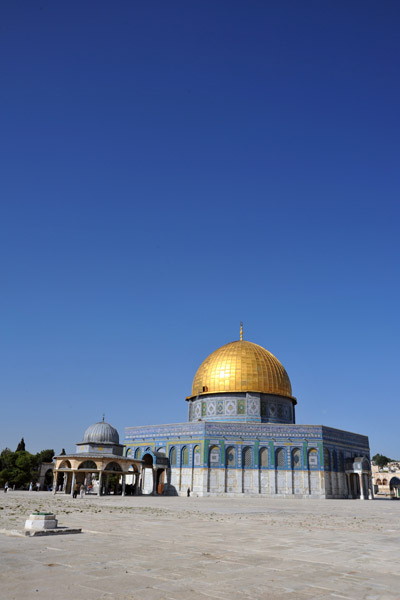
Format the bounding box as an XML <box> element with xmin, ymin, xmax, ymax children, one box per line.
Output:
<box><xmin>125</xmin><ymin>328</ymin><xmax>372</xmax><ymax>499</ymax></box>
<box><xmin>372</xmin><ymin>462</ymin><xmax>400</xmax><ymax>497</ymax></box>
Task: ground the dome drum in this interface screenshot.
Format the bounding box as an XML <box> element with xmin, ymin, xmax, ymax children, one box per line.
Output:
<box><xmin>188</xmin><ymin>392</ymin><xmax>295</xmax><ymax>424</ymax></box>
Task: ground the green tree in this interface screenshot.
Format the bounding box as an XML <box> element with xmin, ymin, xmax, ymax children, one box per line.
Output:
<box><xmin>36</xmin><ymin>449</ymin><xmax>54</xmax><ymax>464</ymax></box>
<box><xmin>16</xmin><ymin>438</ymin><xmax>25</xmax><ymax>452</ymax></box>
<box><xmin>372</xmin><ymin>454</ymin><xmax>393</xmax><ymax>468</ymax></box>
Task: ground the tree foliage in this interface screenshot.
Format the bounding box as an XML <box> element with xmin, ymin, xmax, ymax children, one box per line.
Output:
<box><xmin>0</xmin><ymin>444</ymin><xmax>55</xmax><ymax>488</ymax></box>
<box><xmin>16</xmin><ymin>437</ymin><xmax>25</xmax><ymax>452</ymax></box>
<box><xmin>372</xmin><ymin>453</ymin><xmax>393</xmax><ymax>468</ymax></box>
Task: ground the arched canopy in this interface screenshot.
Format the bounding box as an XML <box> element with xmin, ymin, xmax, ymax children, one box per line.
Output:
<box><xmin>390</xmin><ymin>477</ymin><xmax>400</xmax><ymax>489</ymax></box>
<box><xmin>59</xmin><ymin>460</ymin><xmax>71</xmax><ymax>469</ymax></box>
<box><xmin>104</xmin><ymin>461</ymin><xmax>122</xmax><ymax>472</ymax></box>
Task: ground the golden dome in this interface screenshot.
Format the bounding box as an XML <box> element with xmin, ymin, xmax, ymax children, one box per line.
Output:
<box><xmin>189</xmin><ymin>339</ymin><xmax>294</xmax><ymax>400</ymax></box>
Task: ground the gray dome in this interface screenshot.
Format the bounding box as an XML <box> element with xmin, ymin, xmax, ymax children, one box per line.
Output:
<box><xmin>82</xmin><ymin>421</ymin><xmax>119</xmax><ymax>444</ymax></box>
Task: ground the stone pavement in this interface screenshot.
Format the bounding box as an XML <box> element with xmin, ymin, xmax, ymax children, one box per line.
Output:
<box><xmin>0</xmin><ymin>492</ymin><xmax>399</xmax><ymax>600</ymax></box>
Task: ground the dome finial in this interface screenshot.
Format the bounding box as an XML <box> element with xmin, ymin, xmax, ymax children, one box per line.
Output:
<box><xmin>102</xmin><ymin>413</ymin><xmax>105</xmax><ymax>422</ymax></box>
<box><xmin>240</xmin><ymin>322</ymin><xmax>243</xmax><ymax>341</ymax></box>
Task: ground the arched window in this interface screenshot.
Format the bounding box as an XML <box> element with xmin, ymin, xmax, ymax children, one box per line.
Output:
<box><xmin>276</xmin><ymin>448</ymin><xmax>285</xmax><ymax>468</ymax></box>
<box><xmin>382</xmin><ymin>479</ymin><xmax>388</xmax><ymax>485</ymax></box>
<box><xmin>226</xmin><ymin>446</ymin><xmax>235</xmax><ymax>468</ymax></box>
<box><xmin>125</xmin><ymin>448</ymin><xmax>132</xmax><ymax>457</ymax></box>
<box><xmin>259</xmin><ymin>447</ymin><xmax>268</xmax><ymax>468</ymax></box>
<box><xmin>181</xmin><ymin>446</ymin><xmax>189</xmax><ymax>466</ymax></box>
<box><xmin>209</xmin><ymin>445</ymin><xmax>220</xmax><ymax>467</ymax></box>
<box><xmin>134</xmin><ymin>448</ymin><xmax>141</xmax><ymax>459</ymax></box>
<box><xmin>308</xmin><ymin>448</ymin><xmax>318</xmax><ymax>470</ymax></box>
<box><xmin>376</xmin><ymin>479</ymin><xmax>382</xmax><ymax>485</ymax></box>
<box><xmin>157</xmin><ymin>447</ymin><xmax>166</xmax><ymax>455</ymax></box>
<box><xmin>324</xmin><ymin>449</ymin><xmax>331</xmax><ymax>471</ymax></box>
<box><xmin>193</xmin><ymin>445</ymin><xmax>201</xmax><ymax>466</ymax></box>
<box><xmin>243</xmin><ymin>447</ymin><xmax>252</xmax><ymax>468</ymax></box>
<box><xmin>169</xmin><ymin>446</ymin><xmax>177</xmax><ymax>466</ymax></box>
<box><xmin>291</xmin><ymin>448</ymin><xmax>301</xmax><ymax>469</ymax></box>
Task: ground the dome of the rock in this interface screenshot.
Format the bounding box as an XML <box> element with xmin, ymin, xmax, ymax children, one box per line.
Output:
<box><xmin>189</xmin><ymin>339</ymin><xmax>293</xmax><ymax>400</ymax></box>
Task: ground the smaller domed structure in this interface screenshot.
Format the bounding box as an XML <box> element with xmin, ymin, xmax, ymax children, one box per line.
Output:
<box><xmin>83</xmin><ymin>420</ymin><xmax>119</xmax><ymax>445</ymax></box>
<box><xmin>76</xmin><ymin>417</ymin><xmax>123</xmax><ymax>456</ymax></box>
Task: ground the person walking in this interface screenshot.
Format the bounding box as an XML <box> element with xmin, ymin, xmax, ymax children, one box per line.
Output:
<box><xmin>4</xmin><ymin>482</ymin><xmax>8</xmax><ymax>493</ymax></box>
<box><xmin>80</xmin><ymin>484</ymin><xmax>85</xmax><ymax>499</ymax></box>
<box><xmin>29</xmin><ymin>482</ymin><xmax>33</xmax><ymax>492</ymax></box>
<box><xmin>73</xmin><ymin>482</ymin><xmax>79</xmax><ymax>499</ymax></box>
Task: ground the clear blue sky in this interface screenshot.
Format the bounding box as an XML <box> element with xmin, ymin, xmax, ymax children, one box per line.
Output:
<box><xmin>1</xmin><ymin>1</ymin><xmax>399</xmax><ymax>458</ymax></box>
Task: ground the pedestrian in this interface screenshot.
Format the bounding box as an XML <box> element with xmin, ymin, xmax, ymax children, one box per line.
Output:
<box><xmin>80</xmin><ymin>484</ymin><xmax>85</xmax><ymax>499</ymax></box>
<box><xmin>29</xmin><ymin>482</ymin><xmax>33</xmax><ymax>492</ymax></box>
<box><xmin>73</xmin><ymin>482</ymin><xmax>79</xmax><ymax>499</ymax></box>
<box><xmin>187</xmin><ymin>487</ymin><xmax>191</xmax><ymax>497</ymax></box>
<box><xmin>4</xmin><ymin>482</ymin><xmax>9</xmax><ymax>493</ymax></box>
<box><xmin>36</xmin><ymin>482</ymin><xmax>40</xmax><ymax>492</ymax></box>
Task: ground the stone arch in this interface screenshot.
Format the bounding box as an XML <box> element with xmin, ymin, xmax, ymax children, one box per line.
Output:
<box><xmin>376</xmin><ymin>478</ymin><xmax>382</xmax><ymax>485</ymax></box>
<box><xmin>142</xmin><ymin>454</ymin><xmax>153</xmax><ymax>468</ymax></box>
<box><xmin>59</xmin><ymin>460</ymin><xmax>71</xmax><ymax>469</ymax></box>
<box><xmin>382</xmin><ymin>478</ymin><xmax>388</xmax><ymax>485</ymax></box>
<box><xmin>78</xmin><ymin>460</ymin><xmax>98</xmax><ymax>470</ymax></box>
<box><xmin>104</xmin><ymin>461</ymin><xmax>123</xmax><ymax>472</ymax></box>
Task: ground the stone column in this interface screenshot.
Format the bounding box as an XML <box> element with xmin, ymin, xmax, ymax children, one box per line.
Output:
<box><xmin>368</xmin><ymin>474</ymin><xmax>374</xmax><ymax>499</ymax></box>
<box><xmin>52</xmin><ymin>471</ymin><xmax>57</xmax><ymax>495</ymax></box>
<box><xmin>358</xmin><ymin>472</ymin><xmax>364</xmax><ymax>500</ymax></box>
<box><xmin>122</xmin><ymin>475</ymin><xmax>126</xmax><ymax>496</ymax></box>
<box><xmin>153</xmin><ymin>468</ymin><xmax>157</xmax><ymax>494</ymax></box>
<box><xmin>70</xmin><ymin>472</ymin><xmax>76</xmax><ymax>497</ymax></box>
<box><xmin>98</xmin><ymin>472</ymin><xmax>103</xmax><ymax>496</ymax></box>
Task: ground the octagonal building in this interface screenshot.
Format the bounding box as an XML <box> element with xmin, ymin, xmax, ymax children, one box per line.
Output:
<box><xmin>124</xmin><ymin>328</ymin><xmax>372</xmax><ymax>499</ymax></box>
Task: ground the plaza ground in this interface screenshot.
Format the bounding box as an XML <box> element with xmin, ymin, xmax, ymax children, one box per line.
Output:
<box><xmin>0</xmin><ymin>492</ymin><xmax>399</xmax><ymax>600</ymax></box>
